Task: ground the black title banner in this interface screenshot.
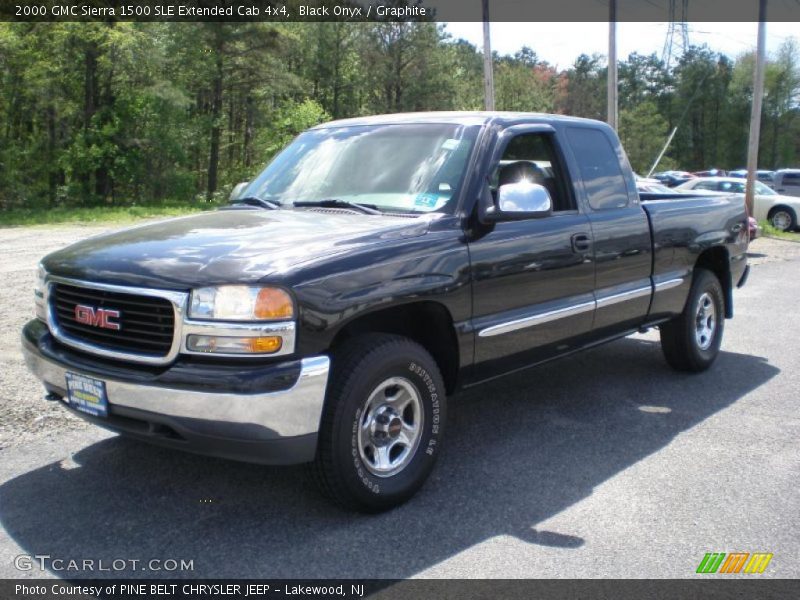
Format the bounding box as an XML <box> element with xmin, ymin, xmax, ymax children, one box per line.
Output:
<box><xmin>2</xmin><ymin>0</ymin><xmax>800</xmax><ymax>23</ymax></box>
<box><xmin>3</xmin><ymin>579</ymin><xmax>800</xmax><ymax>600</ymax></box>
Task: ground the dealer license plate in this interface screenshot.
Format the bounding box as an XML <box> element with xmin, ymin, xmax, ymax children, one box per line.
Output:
<box><xmin>65</xmin><ymin>372</ymin><xmax>108</xmax><ymax>418</ymax></box>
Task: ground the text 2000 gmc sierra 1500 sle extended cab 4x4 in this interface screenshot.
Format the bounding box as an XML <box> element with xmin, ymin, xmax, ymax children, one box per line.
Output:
<box><xmin>22</xmin><ymin>112</ymin><xmax>749</xmax><ymax>512</ymax></box>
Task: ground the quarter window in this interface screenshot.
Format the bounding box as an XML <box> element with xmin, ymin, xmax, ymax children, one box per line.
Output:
<box><xmin>719</xmin><ymin>181</ymin><xmax>746</xmax><ymax>193</ymax></box>
<box><xmin>565</xmin><ymin>127</ymin><xmax>630</xmax><ymax>210</ymax></box>
<box><xmin>695</xmin><ymin>181</ymin><xmax>717</xmax><ymax>191</ymax></box>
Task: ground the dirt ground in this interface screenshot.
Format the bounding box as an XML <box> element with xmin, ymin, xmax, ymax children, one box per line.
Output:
<box><xmin>1</xmin><ymin>223</ymin><xmax>799</xmax><ymax>449</ymax></box>
<box><xmin>0</xmin><ymin>225</ymin><xmax>117</xmax><ymax>449</ymax></box>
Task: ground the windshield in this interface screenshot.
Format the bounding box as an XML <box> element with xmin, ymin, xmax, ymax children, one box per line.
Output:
<box><xmin>755</xmin><ymin>181</ymin><xmax>776</xmax><ymax>195</ymax></box>
<box><xmin>242</xmin><ymin>123</ymin><xmax>480</xmax><ymax>214</ymax></box>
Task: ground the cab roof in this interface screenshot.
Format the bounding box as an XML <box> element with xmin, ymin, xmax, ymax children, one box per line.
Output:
<box><xmin>311</xmin><ymin>111</ymin><xmax>605</xmax><ymax>130</ymax></box>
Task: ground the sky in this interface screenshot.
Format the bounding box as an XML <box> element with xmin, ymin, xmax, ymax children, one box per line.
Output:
<box><xmin>443</xmin><ymin>22</ymin><xmax>800</xmax><ymax>69</ymax></box>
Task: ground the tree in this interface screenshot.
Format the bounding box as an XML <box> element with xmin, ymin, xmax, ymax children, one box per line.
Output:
<box><xmin>618</xmin><ymin>101</ymin><xmax>669</xmax><ymax>174</ymax></box>
<box><xmin>560</xmin><ymin>54</ymin><xmax>606</xmax><ymax>120</ymax></box>
<box><xmin>2</xmin><ymin>22</ymin><xmax>799</xmax><ymax>211</ymax></box>
<box><xmin>494</xmin><ymin>50</ymin><xmax>557</xmax><ymax>112</ymax></box>
<box><xmin>761</xmin><ymin>40</ymin><xmax>800</xmax><ymax>168</ymax></box>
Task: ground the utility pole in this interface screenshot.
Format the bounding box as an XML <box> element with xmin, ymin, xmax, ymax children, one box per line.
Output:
<box><xmin>482</xmin><ymin>0</ymin><xmax>495</xmax><ymax>111</ymax></box>
<box><xmin>745</xmin><ymin>0</ymin><xmax>767</xmax><ymax>217</ymax></box>
<box><xmin>607</xmin><ymin>0</ymin><xmax>618</xmax><ymax>129</ymax></box>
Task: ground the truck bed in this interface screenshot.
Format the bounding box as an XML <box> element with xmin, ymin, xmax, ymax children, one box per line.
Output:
<box><xmin>640</xmin><ymin>191</ymin><xmax>749</xmax><ymax>320</ymax></box>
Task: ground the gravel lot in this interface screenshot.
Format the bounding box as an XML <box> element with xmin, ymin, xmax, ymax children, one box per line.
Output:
<box><xmin>0</xmin><ymin>223</ymin><xmax>798</xmax><ymax>579</ymax></box>
<box><xmin>0</xmin><ymin>225</ymin><xmax>117</xmax><ymax>449</ymax></box>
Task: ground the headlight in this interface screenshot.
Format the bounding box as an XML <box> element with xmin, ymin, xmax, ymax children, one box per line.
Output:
<box><xmin>188</xmin><ymin>286</ymin><xmax>294</xmax><ymax>321</ymax></box>
<box><xmin>34</xmin><ymin>264</ymin><xmax>47</xmax><ymax>322</ymax></box>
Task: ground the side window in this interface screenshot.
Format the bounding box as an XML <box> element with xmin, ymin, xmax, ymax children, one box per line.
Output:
<box><xmin>696</xmin><ymin>181</ymin><xmax>717</xmax><ymax>191</ymax></box>
<box><xmin>783</xmin><ymin>173</ymin><xmax>800</xmax><ymax>187</ymax></box>
<box><xmin>565</xmin><ymin>127</ymin><xmax>630</xmax><ymax>210</ymax></box>
<box><xmin>490</xmin><ymin>132</ymin><xmax>574</xmax><ymax>212</ymax></box>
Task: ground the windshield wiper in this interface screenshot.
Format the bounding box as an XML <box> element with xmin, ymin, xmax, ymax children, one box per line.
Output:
<box><xmin>293</xmin><ymin>198</ymin><xmax>382</xmax><ymax>215</ymax></box>
<box><xmin>230</xmin><ymin>196</ymin><xmax>281</xmax><ymax>210</ymax></box>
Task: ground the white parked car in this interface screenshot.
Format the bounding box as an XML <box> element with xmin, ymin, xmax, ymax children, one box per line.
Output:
<box><xmin>676</xmin><ymin>176</ymin><xmax>800</xmax><ymax>231</ymax></box>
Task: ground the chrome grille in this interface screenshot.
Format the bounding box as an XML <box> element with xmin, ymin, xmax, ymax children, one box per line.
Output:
<box><xmin>50</xmin><ymin>282</ymin><xmax>176</xmax><ymax>358</ymax></box>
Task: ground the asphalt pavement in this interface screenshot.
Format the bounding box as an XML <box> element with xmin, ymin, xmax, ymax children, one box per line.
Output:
<box><xmin>0</xmin><ymin>229</ymin><xmax>797</xmax><ymax>580</ymax></box>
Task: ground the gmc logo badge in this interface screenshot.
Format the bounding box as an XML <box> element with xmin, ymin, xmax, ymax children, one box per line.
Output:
<box><xmin>74</xmin><ymin>304</ymin><xmax>121</xmax><ymax>330</ymax></box>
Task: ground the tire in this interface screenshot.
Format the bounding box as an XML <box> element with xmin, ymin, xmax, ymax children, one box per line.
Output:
<box><xmin>660</xmin><ymin>269</ymin><xmax>725</xmax><ymax>372</ymax></box>
<box><xmin>768</xmin><ymin>206</ymin><xmax>797</xmax><ymax>232</ymax></box>
<box><xmin>311</xmin><ymin>334</ymin><xmax>446</xmax><ymax>512</ymax></box>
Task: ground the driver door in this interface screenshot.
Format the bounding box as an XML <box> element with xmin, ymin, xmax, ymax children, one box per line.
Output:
<box><xmin>468</xmin><ymin>126</ymin><xmax>596</xmax><ymax>382</ymax></box>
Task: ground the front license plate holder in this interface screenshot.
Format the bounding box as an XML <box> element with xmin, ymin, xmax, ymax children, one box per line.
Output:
<box><xmin>65</xmin><ymin>372</ymin><xmax>109</xmax><ymax>418</ymax></box>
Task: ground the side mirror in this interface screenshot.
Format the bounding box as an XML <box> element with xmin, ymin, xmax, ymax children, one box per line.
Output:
<box><xmin>480</xmin><ymin>182</ymin><xmax>553</xmax><ymax>223</ymax></box>
<box><xmin>230</xmin><ymin>181</ymin><xmax>249</xmax><ymax>201</ymax></box>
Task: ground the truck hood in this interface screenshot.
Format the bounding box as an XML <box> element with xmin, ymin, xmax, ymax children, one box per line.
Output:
<box><xmin>42</xmin><ymin>208</ymin><xmax>431</xmax><ymax>289</ymax></box>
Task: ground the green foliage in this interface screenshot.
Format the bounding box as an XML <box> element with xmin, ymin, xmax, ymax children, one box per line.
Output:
<box><xmin>561</xmin><ymin>54</ymin><xmax>607</xmax><ymax>120</ymax></box>
<box><xmin>619</xmin><ymin>102</ymin><xmax>669</xmax><ymax>174</ymax></box>
<box><xmin>759</xmin><ymin>220</ymin><xmax>800</xmax><ymax>241</ymax></box>
<box><xmin>255</xmin><ymin>99</ymin><xmax>331</xmax><ymax>164</ymax></box>
<box><xmin>0</xmin><ymin>201</ymin><xmax>217</xmax><ymax>227</ymax></box>
<box><xmin>495</xmin><ymin>48</ymin><xmax>557</xmax><ymax>112</ymax></box>
<box><xmin>1</xmin><ymin>22</ymin><xmax>799</xmax><ymax>217</ymax></box>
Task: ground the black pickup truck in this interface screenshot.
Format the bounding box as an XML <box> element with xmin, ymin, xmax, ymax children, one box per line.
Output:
<box><xmin>23</xmin><ymin>112</ymin><xmax>749</xmax><ymax>511</ymax></box>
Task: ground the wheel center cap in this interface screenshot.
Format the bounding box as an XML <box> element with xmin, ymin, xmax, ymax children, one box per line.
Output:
<box><xmin>371</xmin><ymin>407</ymin><xmax>402</xmax><ymax>445</ymax></box>
<box><xmin>387</xmin><ymin>417</ymin><xmax>403</xmax><ymax>438</ymax></box>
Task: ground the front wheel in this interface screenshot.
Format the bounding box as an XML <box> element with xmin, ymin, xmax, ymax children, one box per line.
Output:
<box><xmin>312</xmin><ymin>334</ymin><xmax>446</xmax><ymax>512</ymax></box>
<box><xmin>660</xmin><ymin>269</ymin><xmax>725</xmax><ymax>372</ymax></box>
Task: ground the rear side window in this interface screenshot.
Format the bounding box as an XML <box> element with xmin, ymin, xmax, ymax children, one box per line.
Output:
<box><xmin>695</xmin><ymin>181</ymin><xmax>718</xmax><ymax>191</ymax></box>
<box><xmin>566</xmin><ymin>127</ymin><xmax>629</xmax><ymax>210</ymax></box>
<box><xmin>719</xmin><ymin>181</ymin><xmax>746</xmax><ymax>193</ymax></box>
<box><xmin>782</xmin><ymin>173</ymin><xmax>800</xmax><ymax>186</ymax></box>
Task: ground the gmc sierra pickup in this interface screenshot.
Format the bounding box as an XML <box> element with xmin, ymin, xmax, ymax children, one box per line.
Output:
<box><xmin>22</xmin><ymin>112</ymin><xmax>749</xmax><ymax>512</ymax></box>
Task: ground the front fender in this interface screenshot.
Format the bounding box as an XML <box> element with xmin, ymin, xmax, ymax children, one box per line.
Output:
<box><xmin>287</xmin><ymin>229</ymin><xmax>472</xmax><ymax>357</ymax></box>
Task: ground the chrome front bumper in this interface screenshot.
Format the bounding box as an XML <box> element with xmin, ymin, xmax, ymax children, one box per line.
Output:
<box><xmin>22</xmin><ymin>321</ymin><xmax>330</xmax><ymax>464</ymax></box>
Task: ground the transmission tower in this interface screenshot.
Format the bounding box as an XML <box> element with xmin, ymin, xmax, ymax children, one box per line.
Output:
<box><xmin>662</xmin><ymin>0</ymin><xmax>690</xmax><ymax>69</ymax></box>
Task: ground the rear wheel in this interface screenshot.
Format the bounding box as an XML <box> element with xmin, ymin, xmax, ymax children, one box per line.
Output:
<box><xmin>311</xmin><ymin>334</ymin><xmax>446</xmax><ymax>512</ymax></box>
<box><xmin>660</xmin><ymin>269</ymin><xmax>725</xmax><ymax>372</ymax></box>
<box><xmin>768</xmin><ymin>206</ymin><xmax>796</xmax><ymax>231</ymax></box>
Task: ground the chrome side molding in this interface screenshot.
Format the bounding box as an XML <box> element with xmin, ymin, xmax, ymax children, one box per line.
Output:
<box><xmin>654</xmin><ymin>278</ymin><xmax>684</xmax><ymax>291</ymax></box>
<box><xmin>595</xmin><ymin>285</ymin><xmax>651</xmax><ymax>309</ymax></box>
<box><xmin>478</xmin><ymin>277</ymin><xmax>685</xmax><ymax>338</ymax></box>
<box><xmin>478</xmin><ymin>301</ymin><xmax>595</xmax><ymax>338</ymax></box>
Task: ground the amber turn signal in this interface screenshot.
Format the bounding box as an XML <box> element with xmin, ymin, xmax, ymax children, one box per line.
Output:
<box><xmin>186</xmin><ymin>334</ymin><xmax>283</xmax><ymax>355</ymax></box>
<box><xmin>248</xmin><ymin>336</ymin><xmax>283</xmax><ymax>353</ymax></box>
<box><xmin>254</xmin><ymin>288</ymin><xmax>294</xmax><ymax>320</ymax></box>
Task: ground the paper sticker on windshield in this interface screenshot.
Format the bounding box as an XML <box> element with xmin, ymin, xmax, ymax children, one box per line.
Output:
<box><xmin>413</xmin><ymin>194</ymin><xmax>449</xmax><ymax>211</ymax></box>
<box><xmin>441</xmin><ymin>139</ymin><xmax>460</xmax><ymax>151</ymax></box>
<box><xmin>414</xmin><ymin>193</ymin><xmax>439</xmax><ymax>208</ymax></box>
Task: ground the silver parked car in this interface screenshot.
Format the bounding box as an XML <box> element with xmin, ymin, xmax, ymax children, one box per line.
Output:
<box><xmin>773</xmin><ymin>169</ymin><xmax>800</xmax><ymax>198</ymax></box>
<box><xmin>728</xmin><ymin>169</ymin><xmax>776</xmax><ymax>187</ymax></box>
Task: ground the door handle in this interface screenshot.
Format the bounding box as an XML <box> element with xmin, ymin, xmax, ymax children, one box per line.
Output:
<box><xmin>571</xmin><ymin>233</ymin><xmax>592</xmax><ymax>253</ymax></box>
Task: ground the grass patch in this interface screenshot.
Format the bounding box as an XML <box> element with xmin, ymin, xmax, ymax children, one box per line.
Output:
<box><xmin>0</xmin><ymin>202</ymin><xmax>219</xmax><ymax>228</ymax></box>
<box><xmin>759</xmin><ymin>220</ymin><xmax>800</xmax><ymax>242</ymax></box>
